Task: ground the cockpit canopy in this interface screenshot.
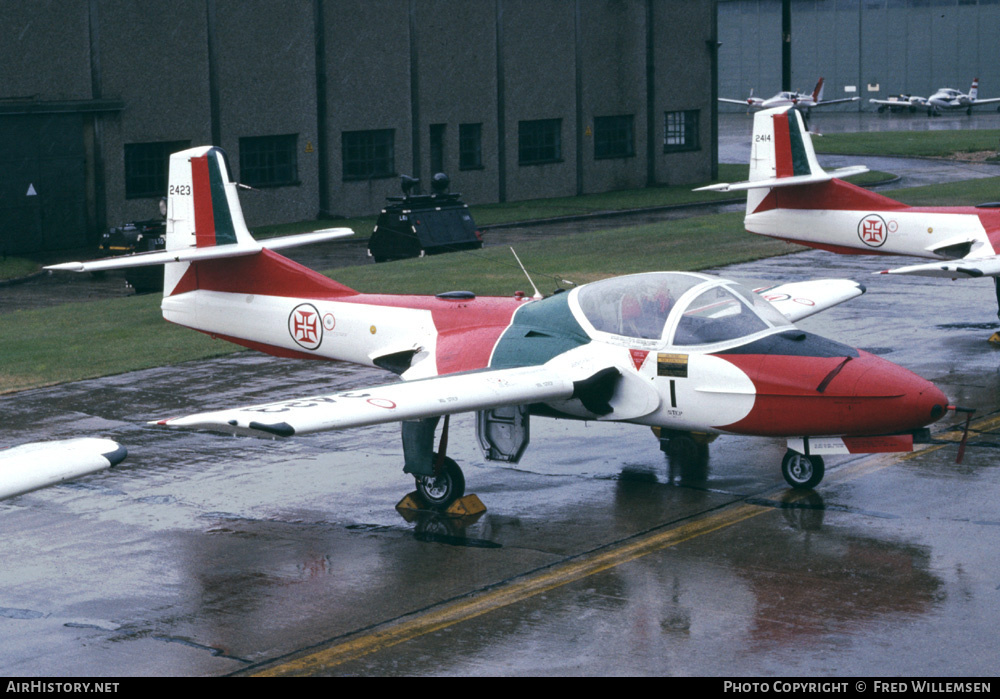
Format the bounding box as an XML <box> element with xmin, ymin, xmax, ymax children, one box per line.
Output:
<box><xmin>574</xmin><ymin>272</ymin><xmax>792</xmax><ymax>346</ymax></box>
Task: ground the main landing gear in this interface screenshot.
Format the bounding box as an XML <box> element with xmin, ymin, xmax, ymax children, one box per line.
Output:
<box><xmin>400</xmin><ymin>415</ymin><xmax>483</xmax><ymax>514</ymax></box>
<box><xmin>781</xmin><ymin>449</ymin><xmax>825</xmax><ymax>489</ymax></box>
<box><xmin>413</xmin><ymin>454</ymin><xmax>465</xmax><ymax>507</ymax></box>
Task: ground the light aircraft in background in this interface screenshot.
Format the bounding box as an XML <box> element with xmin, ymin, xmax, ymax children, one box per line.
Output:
<box><xmin>698</xmin><ymin>104</ymin><xmax>1000</xmax><ymax>328</ymax></box>
<box><xmin>869</xmin><ymin>93</ymin><xmax>929</xmax><ymax>113</ymax></box>
<box><xmin>47</xmin><ymin>147</ymin><xmax>954</xmax><ymax>508</ymax></box>
<box><xmin>0</xmin><ymin>438</ymin><xmax>126</xmax><ymax>500</ymax></box>
<box><xmin>925</xmin><ymin>79</ymin><xmax>1000</xmax><ymax>115</ymax></box>
<box><xmin>719</xmin><ymin>78</ymin><xmax>859</xmax><ymax>115</ymax></box>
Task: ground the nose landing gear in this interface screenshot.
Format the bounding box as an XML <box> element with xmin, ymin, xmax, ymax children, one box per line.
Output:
<box><xmin>781</xmin><ymin>449</ymin><xmax>825</xmax><ymax>489</ymax></box>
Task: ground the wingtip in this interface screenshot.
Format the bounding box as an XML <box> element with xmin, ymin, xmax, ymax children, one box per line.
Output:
<box><xmin>101</xmin><ymin>444</ymin><xmax>128</xmax><ymax>467</ymax></box>
<box><xmin>44</xmin><ymin>262</ymin><xmax>85</xmax><ymax>272</ymax></box>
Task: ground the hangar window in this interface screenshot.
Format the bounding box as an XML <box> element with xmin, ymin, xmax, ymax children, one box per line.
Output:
<box><xmin>342</xmin><ymin>129</ymin><xmax>396</xmax><ymax>180</ymax></box>
<box><xmin>124</xmin><ymin>140</ymin><xmax>191</xmax><ymax>199</ymax></box>
<box><xmin>430</xmin><ymin>124</ymin><xmax>446</xmax><ymax>174</ymax></box>
<box><xmin>239</xmin><ymin>134</ymin><xmax>298</xmax><ymax>188</ymax></box>
<box><xmin>518</xmin><ymin>119</ymin><xmax>562</xmax><ymax>165</ymax></box>
<box><xmin>459</xmin><ymin>123</ymin><xmax>483</xmax><ymax>170</ymax></box>
<box><xmin>663</xmin><ymin>110</ymin><xmax>700</xmax><ymax>153</ymax></box>
<box><xmin>594</xmin><ymin>115</ymin><xmax>635</xmax><ymax>160</ymax></box>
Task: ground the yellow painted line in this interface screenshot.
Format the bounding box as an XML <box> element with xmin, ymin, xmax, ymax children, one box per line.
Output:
<box><xmin>251</xmin><ymin>414</ymin><xmax>1000</xmax><ymax>677</ymax></box>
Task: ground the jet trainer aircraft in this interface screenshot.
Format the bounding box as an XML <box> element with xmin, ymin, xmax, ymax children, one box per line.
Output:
<box><xmin>0</xmin><ymin>438</ymin><xmax>126</xmax><ymax>500</ymax></box>
<box><xmin>719</xmin><ymin>78</ymin><xmax>859</xmax><ymax>115</ymax></box>
<box><xmin>698</xmin><ymin>105</ymin><xmax>1000</xmax><ymax>325</ymax></box>
<box><xmin>48</xmin><ymin>147</ymin><xmax>952</xmax><ymax>508</ymax></box>
<box><xmin>925</xmin><ymin>79</ymin><xmax>1000</xmax><ymax>115</ymax></box>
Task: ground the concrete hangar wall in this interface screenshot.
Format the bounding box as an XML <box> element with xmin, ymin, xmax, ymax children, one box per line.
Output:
<box><xmin>0</xmin><ymin>0</ymin><xmax>716</xmax><ymax>256</ymax></box>
<box><xmin>718</xmin><ymin>0</ymin><xmax>1000</xmax><ymax>113</ymax></box>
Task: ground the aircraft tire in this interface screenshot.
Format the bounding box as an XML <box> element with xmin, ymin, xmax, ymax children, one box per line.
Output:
<box><xmin>414</xmin><ymin>454</ymin><xmax>465</xmax><ymax>508</ymax></box>
<box><xmin>664</xmin><ymin>434</ymin><xmax>708</xmax><ymax>463</ymax></box>
<box><xmin>781</xmin><ymin>450</ymin><xmax>824</xmax><ymax>490</ymax></box>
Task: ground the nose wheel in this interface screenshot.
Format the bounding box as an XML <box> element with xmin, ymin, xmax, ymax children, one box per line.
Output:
<box><xmin>781</xmin><ymin>450</ymin><xmax>825</xmax><ymax>489</ymax></box>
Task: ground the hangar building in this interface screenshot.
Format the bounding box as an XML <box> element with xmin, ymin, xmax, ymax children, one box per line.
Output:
<box><xmin>718</xmin><ymin>0</ymin><xmax>1000</xmax><ymax>113</ymax></box>
<box><xmin>0</xmin><ymin>0</ymin><xmax>716</xmax><ymax>256</ymax></box>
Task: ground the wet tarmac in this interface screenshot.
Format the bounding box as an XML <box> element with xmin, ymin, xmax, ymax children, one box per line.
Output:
<box><xmin>2</xmin><ymin>113</ymin><xmax>1000</xmax><ymax>677</ymax></box>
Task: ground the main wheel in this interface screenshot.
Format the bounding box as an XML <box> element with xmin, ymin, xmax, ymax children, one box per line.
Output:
<box><xmin>781</xmin><ymin>450</ymin><xmax>825</xmax><ymax>490</ymax></box>
<box><xmin>414</xmin><ymin>455</ymin><xmax>465</xmax><ymax>508</ymax></box>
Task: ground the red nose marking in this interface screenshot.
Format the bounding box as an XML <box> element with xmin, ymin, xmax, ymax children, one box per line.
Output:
<box><xmin>717</xmin><ymin>351</ymin><xmax>947</xmax><ymax>437</ymax></box>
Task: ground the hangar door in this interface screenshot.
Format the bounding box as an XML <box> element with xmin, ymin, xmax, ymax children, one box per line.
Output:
<box><xmin>0</xmin><ymin>114</ymin><xmax>88</xmax><ymax>255</ymax></box>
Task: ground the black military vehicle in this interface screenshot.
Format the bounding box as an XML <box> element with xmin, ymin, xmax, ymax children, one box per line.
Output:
<box><xmin>368</xmin><ymin>173</ymin><xmax>483</xmax><ymax>263</ymax></box>
<box><xmin>98</xmin><ymin>197</ymin><xmax>166</xmax><ymax>293</ymax></box>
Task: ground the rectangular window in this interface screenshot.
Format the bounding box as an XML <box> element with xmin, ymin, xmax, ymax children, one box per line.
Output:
<box><xmin>459</xmin><ymin>123</ymin><xmax>483</xmax><ymax>170</ymax></box>
<box><xmin>430</xmin><ymin>123</ymin><xmax>446</xmax><ymax>174</ymax></box>
<box><xmin>124</xmin><ymin>140</ymin><xmax>190</xmax><ymax>199</ymax></box>
<box><xmin>594</xmin><ymin>115</ymin><xmax>635</xmax><ymax>160</ymax></box>
<box><xmin>663</xmin><ymin>110</ymin><xmax>700</xmax><ymax>153</ymax></box>
<box><xmin>518</xmin><ymin>119</ymin><xmax>562</xmax><ymax>165</ymax></box>
<box><xmin>342</xmin><ymin>129</ymin><xmax>396</xmax><ymax>181</ymax></box>
<box><xmin>239</xmin><ymin>134</ymin><xmax>298</xmax><ymax>187</ymax></box>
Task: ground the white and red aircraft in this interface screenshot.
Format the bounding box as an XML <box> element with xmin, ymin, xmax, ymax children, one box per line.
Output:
<box><xmin>0</xmin><ymin>438</ymin><xmax>126</xmax><ymax>501</ymax></box>
<box><xmin>699</xmin><ymin>104</ymin><xmax>1000</xmax><ymax>323</ymax></box>
<box><xmin>720</xmin><ymin>77</ymin><xmax>859</xmax><ymax>115</ymax></box>
<box><xmin>48</xmin><ymin>147</ymin><xmax>952</xmax><ymax>508</ymax></box>
<box><xmin>925</xmin><ymin>79</ymin><xmax>1000</xmax><ymax>116</ymax></box>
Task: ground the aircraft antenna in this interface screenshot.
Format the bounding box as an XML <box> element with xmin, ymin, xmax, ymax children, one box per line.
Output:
<box><xmin>510</xmin><ymin>247</ymin><xmax>543</xmax><ymax>299</ymax></box>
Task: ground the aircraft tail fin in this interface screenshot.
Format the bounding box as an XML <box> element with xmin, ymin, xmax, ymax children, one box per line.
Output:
<box><xmin>694</xmin><ymin>106</ymin><xmax>868</xmax><ymax>213</ymax></box>
<box><xmin>971</xmin><ymin>77</ymin><xmax>980</xmax><ymax>101</ymax></box>
<box><xmin>46</xmin><ymin>146</ymin><xmax>355</xmax><ymax>298</ymax></box>
<box><xmin>811</xmin><ymin>77</ymin><xmax>825</xmax><ymax>103</ymax></box>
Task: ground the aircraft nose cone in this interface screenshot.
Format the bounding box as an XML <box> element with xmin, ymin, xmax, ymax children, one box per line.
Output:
<box><xmin>851</xmin><ymin>353</ymin><xmax>949</xmax><ymax>433</ymax></box>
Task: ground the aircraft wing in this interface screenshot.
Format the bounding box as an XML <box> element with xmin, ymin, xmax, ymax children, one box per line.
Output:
<box><xmin>755</xmin><ymin>279</ymin><xmax>866</xmax><ymax>322</ymax></box>
<box><xmin>719</xmin><ymin>97</ymin><xmax>757</xmax><ymax>106</ymax></box>
<box><xmin>153</xmin><ymin>364</ymin><xmax>590</xmax><ymax>438</ymax></box>
<box><xmin>879</xmin><ymin>255</ymin><xmax>1000</xmax><ymax>279</ymax></box>
<box><xmin>814</xmin><ymin>96</ymin><xmax>860</xmax><ymax>107</ymax></box>
<box><xmin>972</xmin><ymin>97</ymin><xmax>1000</xmax><ymax>106</ymax></box>
<box><xmin>869</xmin><ymin>97</ymin><xmax>927</xmax><ymax>106</ymax></box>
<box><xmin>0</xmin><ymin>438</ymin><xmax>127</xmax><ymax>500</ymax></box>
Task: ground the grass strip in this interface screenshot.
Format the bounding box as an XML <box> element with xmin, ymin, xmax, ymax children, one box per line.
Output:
<box><xmin>813</xmin><ymin>129</ymin><xmax>1000</xmax><ymax>158</ymax></box>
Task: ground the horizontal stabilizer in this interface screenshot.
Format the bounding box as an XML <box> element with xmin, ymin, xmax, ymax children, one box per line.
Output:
<box><xmin>45</xmin><ymin>228</ymin><xmax>353</xmax><ymax>273</ymax></box>
<box><xmin>696</xmin><ymin>165</ymin><xmax>869</xmax><ymax>193</ymax></box>
<box><xmin>755</xmin><ymin>279</ymin><xmax>866</xmax><ymax>322</ymax></box>
<box><xmin>880</xmin><ymin>255</ymin><xmax>1000</xmax><ymax>279</ymax></box>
